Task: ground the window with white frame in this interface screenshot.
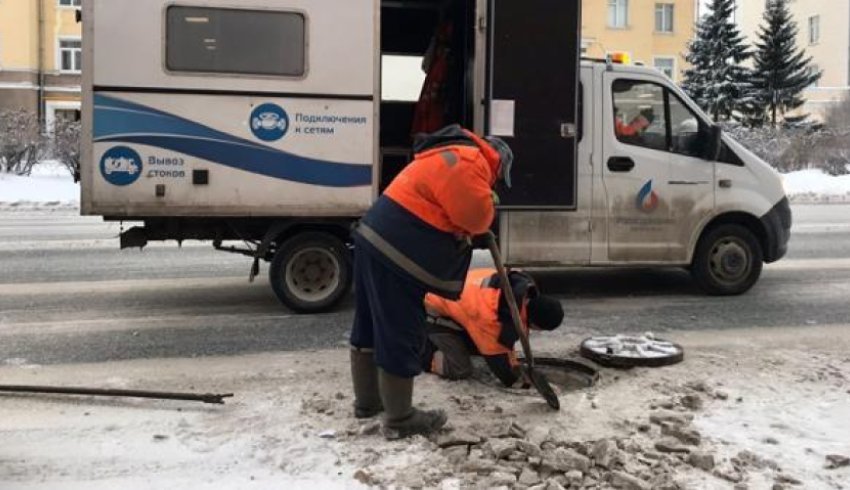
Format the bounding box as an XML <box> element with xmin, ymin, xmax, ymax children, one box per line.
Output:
<box><xmin>608</xmin><ymin>0</ymin><xmax>628</xmax><ymax>28</ymax></box>
<box><xmin>654</xmin><ymin>57</ymin><xmax>676</xmax><ymax>80</ymax></box>
<box><xmin>808</xmin><ymin>15</ymin><xmax>820</xmax><ymax>44</ymax></box>
<box><xmin>655</xmin><ymin>4</ymin><xmax>674</xmax><ymax>33</ymax></box>
<box><xmin>59</xmin><ymin>39</ymin><xmax>81</xmax><ymax>72</ymax></box>
<box><xmin>58</xmin><ymin>0</ymin><xmax>82</xmax><ymax>7</ymax></box>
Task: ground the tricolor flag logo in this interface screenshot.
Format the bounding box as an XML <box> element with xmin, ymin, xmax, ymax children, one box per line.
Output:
<box><xmin>636</xmin><ymin>180</ymin><xmax>660</xmax><ymax>213</ymax></box>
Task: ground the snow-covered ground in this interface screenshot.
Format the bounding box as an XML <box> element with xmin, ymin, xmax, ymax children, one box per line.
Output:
<box><xmin>0</xmin><ymin>162</ymin><xmax>79</xmax><ymax>209</ymax></box>
<box><xmin>784</xmin><ymin>169</ymin><xmax>850</xmax><ymax>203</ymax></box>
<box><xmin>1</xmin><ymin>325</ymin><xmax>848</xmax><ymax>489</ymax></box>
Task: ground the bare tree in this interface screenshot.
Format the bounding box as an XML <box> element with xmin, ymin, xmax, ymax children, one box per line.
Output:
<box><xmin>51</xmin><ymin>119</ymin><xmax>82</xmax><ymax>182</ymax></box>
<box><xmin>0</xmin><ymin>109</ymin><xmax>47</xmax><ymax>176</ymax></box>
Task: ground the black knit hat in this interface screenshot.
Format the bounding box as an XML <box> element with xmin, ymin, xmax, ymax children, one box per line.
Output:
<box><xmin>526</xmin><ymin>296</ymin><xmax>564</xmax><ymax>331</ymax></box>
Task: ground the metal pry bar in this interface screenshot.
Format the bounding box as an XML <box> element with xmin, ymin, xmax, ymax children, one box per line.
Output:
<box><xmin>0</xmin><ymin>385</ymin><xmax>234</xmax><ymax>405</ymax></box>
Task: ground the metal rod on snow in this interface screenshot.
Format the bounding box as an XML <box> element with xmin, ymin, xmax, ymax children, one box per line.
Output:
<box><xmin>0</xmin><ymin>385</ymin><xmax>234</xmax><ymax>405</ymax></box>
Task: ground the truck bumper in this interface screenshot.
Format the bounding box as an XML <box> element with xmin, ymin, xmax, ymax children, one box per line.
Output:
<box><xmin>760</xmin><ymin>197</ymin><xmax>792</xmax><ymax>263</ymax></box>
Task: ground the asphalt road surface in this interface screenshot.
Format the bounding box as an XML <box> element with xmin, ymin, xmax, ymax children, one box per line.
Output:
<box><xmin>1</xmin><ymin>205</ymin><xmax>849</xmax><ymax>366</ymax></box>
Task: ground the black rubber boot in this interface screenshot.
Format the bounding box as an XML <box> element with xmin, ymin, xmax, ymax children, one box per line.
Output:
<box><xmin>350</xmin><ymin>348</ymin><xmax>383</xmax><ymax>419</ymax></box>
<box><xmin>378</xmin><ymin>368</ymin><xmax>448</xmax><ymax>440</ymax></box>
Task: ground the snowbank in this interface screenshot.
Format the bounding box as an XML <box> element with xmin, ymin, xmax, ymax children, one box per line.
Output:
<box><xmin>783</xmin><ymin>169</ymin><xmax>850</xmax><ymax>203</ymax></box>
<box><xmin>0</xmin><ymin>162</ymin><xmax>79</xmax><ymax>209</ymax></box>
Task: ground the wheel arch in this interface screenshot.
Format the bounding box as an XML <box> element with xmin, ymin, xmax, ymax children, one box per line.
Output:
<box><xmin>259</xmin><ymin>220</ymin><xmax>355</xmax><ymax>261</ymax></box>
<box><xmin>690</xmin><ymin>212</ymin><xmax>768</xmax><ymax>264</ymax></box>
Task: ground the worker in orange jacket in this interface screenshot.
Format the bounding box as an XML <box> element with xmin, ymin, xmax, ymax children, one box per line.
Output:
<box><xmin>615</xmin><ymin>107</ymin><xmax>655</xmax><ymax>137</ymax></box>
<box><xmin>349</xmin><ymin>124</ymin><xmax>513</xmax><ymax>439</ymax></box>
<box><xmin>422</xmin><ymin>268</ymin><xmax>564</xmax><ymax>387</ymax></box>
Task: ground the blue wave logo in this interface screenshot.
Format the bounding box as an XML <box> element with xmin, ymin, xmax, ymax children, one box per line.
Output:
<box><xmin>93</xmin><ymin>95</ymin><xmax>371</xmax><ymax>188</ymax></box>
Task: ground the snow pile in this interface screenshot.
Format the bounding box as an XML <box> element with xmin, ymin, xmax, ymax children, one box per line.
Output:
<box><xmin>0</xmin><ymin>162</ymin><xmax>79</xmax><ymax>209</ymax></box>
<box><xmin>783</xmin><ymin>169</ymin><xmax>850</xmax><ymax>203</ymax></box>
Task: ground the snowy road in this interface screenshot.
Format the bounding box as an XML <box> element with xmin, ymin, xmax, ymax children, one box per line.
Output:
<box><xmin>1</xmin><ymin>205</ymin><xmax>849</xmax><ymax>366</ymax></box>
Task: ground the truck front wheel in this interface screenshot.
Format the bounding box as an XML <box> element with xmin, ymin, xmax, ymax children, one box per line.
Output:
<box><xmin>691</xmin><ymin>224</ymin><xmax>763</xmax><ymax>296</ymax></box>
<box><xmin>269</xmin><ymin>232</ymin><xmax>352</xmax><ymax>313</ymax></box>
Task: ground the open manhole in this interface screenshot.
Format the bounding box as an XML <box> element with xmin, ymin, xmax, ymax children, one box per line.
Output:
<box><xmin>520</xmin><ymin>357</ymin><xmax>600</xmax><ymax>391</ymax></box>
<box><xmin>580</xmin><ymin>333</ymin><xmax>684</xmax><ymax>368</ymax></box>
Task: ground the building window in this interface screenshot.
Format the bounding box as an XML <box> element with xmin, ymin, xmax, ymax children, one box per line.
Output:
<box><xmin>608</xmin><ymin>0</ymin><xmax>628</xmax><ymax>28</ymax></box>
<box><xmin>808</xmin><ymin>15</ymin><xmax>820</xmax><ymax>44</ymax></box>
<box><xmin>59</xmin><ymin>39</ymin><xmax>82</xmax><ymax>72</ymax></box>
<box><xmin>58</xmin><ymin>0</ymin><xmax>82</xmax><ymax>7</ymax></box>
<box><xmin>653</xmin><ymin>57</ymin><xmax>676</xmax><ymax>80</ymax></box>
<box><xmin>655</xmin><ymin>4</ymin><xmax>674</xmax><ymax>33</ymax></box>
<box><xmin>166</xmin><ymin>7</ymin><xmax>306</xmax><ymax>77</ymax></box>
<box><xmin>45</xmin><ymin>101</ymin><xmax>82</xmax><ymax>132</ymax></box>
<box><xmin>55</xmin><ymin>109</ymin><xmax>82</xmax><ymax>123</ymax></box>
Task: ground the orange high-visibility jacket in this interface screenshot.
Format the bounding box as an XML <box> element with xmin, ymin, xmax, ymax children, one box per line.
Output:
<box><xmin>355</xmin><ymin>126</ymin><xmax>501</xmax><ymax>299</ymax></box>
<box><xmin>384</xmin><ymin>130</ymin><xmax>499</xmax><ymax>236</ymax></box>
<box><xmin>615</xmin><ymin>114</ymin><xmax>651</xmax><ymax>137</ymax></box>
<box><xmin>424</xmin><ymin>268</ymin><xmax>531</xmax><ymax>363</ymax></box>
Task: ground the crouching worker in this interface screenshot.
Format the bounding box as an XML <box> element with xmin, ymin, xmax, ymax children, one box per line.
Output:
<box><xmin>421</xmin><ymin>268</ymin><xmax>564</xmax><ymax>387</ymax></box>
<box><xmin>349</xmin><ymin>124</ymin><xmax>514</xmax><ymax>439</ymax></box>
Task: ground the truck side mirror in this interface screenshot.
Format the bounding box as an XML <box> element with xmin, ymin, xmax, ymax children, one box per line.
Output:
<box><xmin>702</xmin><ymin>124</ymin><xmax>722</xmax><ymax>161</ymax></box>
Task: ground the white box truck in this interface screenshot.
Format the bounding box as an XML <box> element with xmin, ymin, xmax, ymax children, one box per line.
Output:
<box><xmin>81</xmin><ymin>0</ymin><xmax>791</xmax><ymax>313</ymax></box>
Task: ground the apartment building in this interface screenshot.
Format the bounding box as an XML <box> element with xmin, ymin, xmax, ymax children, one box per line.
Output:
<box><xmin>0</xmin><ymin>0</ymin><xmax>82</xmax><ymax>129</ymax></box>
<box><xmin>734</xmin><ymin>0</ymin><xmax>850</xmax><ymax>117</ymax></box>
<box><xmin>583</xmin><ymin>0</ymin><xmax>699</xmax><ymax>82</ymax></box>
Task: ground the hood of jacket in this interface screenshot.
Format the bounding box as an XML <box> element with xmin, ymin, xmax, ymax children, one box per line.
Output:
<box><xmin>413</xmin><ymin>124</ymin><xmax>501</xmax><ymax>183</ymax></box>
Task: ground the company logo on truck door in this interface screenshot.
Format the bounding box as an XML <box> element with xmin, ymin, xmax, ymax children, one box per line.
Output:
<box><xmin>250</xmin><ymin>103</ymin><xmax>289</xmax><ymax>142</ymax></box>
<box><xmin>100</xmin><ymin>146</ymin><xmax>142</xmax><ymax>186</ymax></box>
<box><xmin>636</xmin><ymin>180</ymin><xmax>660</xmax><ymax>213</ymax></box>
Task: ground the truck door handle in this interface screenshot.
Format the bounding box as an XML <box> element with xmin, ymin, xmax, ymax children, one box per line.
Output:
<box><xmin>607</xmin><ymin>157</ymin><xmax>635</xmax><ymax>172</ymax></box>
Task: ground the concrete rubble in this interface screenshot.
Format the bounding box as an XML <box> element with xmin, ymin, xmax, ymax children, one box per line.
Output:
<box><xmin>344</xmin><ymin>380</ymin><xmax>836</xmax><ymax>490</ymax></box>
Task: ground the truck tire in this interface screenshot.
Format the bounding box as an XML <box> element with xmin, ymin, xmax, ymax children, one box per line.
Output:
<box><xmin>691</xmin><ymin>224</ymin><xmax>763</xmax><ymax>296</ymax></box>
<box><xmin>269</xmin><ymin>232</ymin><xmax>351</xmax><ymax>313</ymax></box>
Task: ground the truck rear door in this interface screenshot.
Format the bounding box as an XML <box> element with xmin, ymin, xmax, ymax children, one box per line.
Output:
<box><xmin>485</xmin><ymin>0</ymin><xmax>580</xmax><ymax>209</ymax></box>
<box><xmin>487</xmin><ymin>1</ymin><xmax>589</xmax><ymax>266</ymax></box>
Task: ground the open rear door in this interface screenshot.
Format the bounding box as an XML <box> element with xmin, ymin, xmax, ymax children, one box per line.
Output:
<box><xmin>486</xmin><ymin>0</ymin><xmax>581</xmax><ymax>209</ymax></box>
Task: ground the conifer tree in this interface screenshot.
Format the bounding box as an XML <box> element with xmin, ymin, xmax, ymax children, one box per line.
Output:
<box><xmin>744</xmin><ymin>0</ymin><xmax>821</xmax><ymax>127</ymax></box>
<box><xmin>682</xmin><ymin>0</ymin><xmax>752</xmax><ymax>121</ymax></box>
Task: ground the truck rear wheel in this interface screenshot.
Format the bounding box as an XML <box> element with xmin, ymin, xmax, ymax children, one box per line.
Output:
<box><xmin>269</xmin><ymin>232</ymin><xmax>351</xmax><ymax>313</ymax></box>
<box><xmin>691</xmin><ymin>224</ymin><xmax>763</xmax><ymax>296</ymax></box>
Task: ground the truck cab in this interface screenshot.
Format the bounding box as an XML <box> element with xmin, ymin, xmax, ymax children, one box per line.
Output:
<box><xmin>502</xmin><ymin>59</ymin><xmax>791</xmax><ymax>296</ymax></box>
